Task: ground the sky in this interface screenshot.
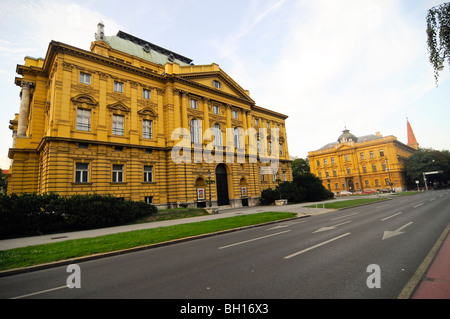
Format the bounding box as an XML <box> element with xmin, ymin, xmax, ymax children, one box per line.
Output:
<box><xmin>0</xmin><ymin>0</ymin><xmax>449</xmax><ymax>170</ymax></box>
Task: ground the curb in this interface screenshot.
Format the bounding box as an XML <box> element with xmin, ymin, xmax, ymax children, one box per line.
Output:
<box><xmin>0</xmin><ymin>214</ymin><xmax>310</xmax><ymax>278</ymax></box>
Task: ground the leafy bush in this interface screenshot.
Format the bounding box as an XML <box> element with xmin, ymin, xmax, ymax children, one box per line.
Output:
<box><xmin>260</xmin><ymin>188</ymin><xmax>280</xmax><ymax>205</ymax></box>
<box><xmin>0</xmin><ymin>193</ymin><xmax>157</xmax><ymax>239</ymax></box>
<box><xmin>260</xmin><ymin>173</ymin><xmax>334</xmax><ymax>205</ymax></box>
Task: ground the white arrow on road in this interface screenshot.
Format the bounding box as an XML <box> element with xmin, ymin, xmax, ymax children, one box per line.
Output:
<box><xmin>382</xmin><ymin>222</ymin><xmax>413</xmax><ymax>240</ymax></box>
<box><xmin>313</xmin><ymin>220</ymin><xmax>352</xmax><ymax>233</ymax></box>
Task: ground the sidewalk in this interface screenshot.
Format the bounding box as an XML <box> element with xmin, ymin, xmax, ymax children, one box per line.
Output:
<box><xmin>411</xmin><ymin>225</ymin><xmax>450</xmax><ymax>299</ymax></box>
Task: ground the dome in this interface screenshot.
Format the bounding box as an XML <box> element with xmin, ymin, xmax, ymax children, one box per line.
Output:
<box><xmin>338</xmin><ymin>129</ymin><xmax>358</xmax><ymax>143</ymax></box>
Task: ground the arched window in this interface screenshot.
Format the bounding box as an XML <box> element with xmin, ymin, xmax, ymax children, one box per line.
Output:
<box><xmin>190</xmin><ymin>119</ymin><xmax>200</xmax><ymax>143</ymax></box>
<box><xmin>213</xmin><ymin>123</ymin><xmax>222</xmax><ymax>146</ymax></box>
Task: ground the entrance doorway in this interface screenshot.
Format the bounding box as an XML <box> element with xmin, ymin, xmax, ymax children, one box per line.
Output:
<box><xmin>216</xmin><ymin>164</ymin><xmax>229</xmax><ymax>206</ymax></box>
<box><xmin>348</xmin><ymin>179</ymin><xmax>354</xmax><ymax>192</ymax></box>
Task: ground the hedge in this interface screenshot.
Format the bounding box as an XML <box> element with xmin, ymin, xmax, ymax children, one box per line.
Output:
<box><xmin>0</xmin><ymin>193</ymin><xmax>157</xmax><ymax>239</ymax></box>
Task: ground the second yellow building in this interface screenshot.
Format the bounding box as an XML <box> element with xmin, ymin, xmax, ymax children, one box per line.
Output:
<box><xmin>308</xmin><ymin>128</ymin><xmax>417</xmax><ymax>194</ymax></box>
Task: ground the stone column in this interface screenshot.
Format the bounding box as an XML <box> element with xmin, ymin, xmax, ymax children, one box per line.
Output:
<box><xmin>17</xmin><ymin>81</ymin><xmax>33</xmax><ymax>137</ymax></box>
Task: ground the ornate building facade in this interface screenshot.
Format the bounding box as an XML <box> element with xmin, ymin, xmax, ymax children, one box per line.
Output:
<box><xmin>308</xmin><ymin>124</ymin><xmax>418</xmax><ymax>194</ymax></box>
<box><xmin>8</xmin><ymin>23</ymin><xmax>292</xmax><ymax>208</ymax></box>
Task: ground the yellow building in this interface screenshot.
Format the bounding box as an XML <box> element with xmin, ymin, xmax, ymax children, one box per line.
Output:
<box><xmin>7</xmin><ymin>23</ymin><xmax>292</xmax><ymax>208</ymax></box>
<box><xmin>308</xmin><ymin>127</ymin><xmax>417</xmax><ymax>194</ymax></box>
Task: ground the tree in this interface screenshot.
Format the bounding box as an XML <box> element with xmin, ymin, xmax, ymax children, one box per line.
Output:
<box><xmin>426</xmin><ymin>2</ymin><xmax>450</xmax><ymax>85</ymax></box>
<box><xmin>260</xmin><ymin>158</ymin><xmax>333</xmax><ymax>205</ymax></box>
<box><xmin>292</xmin><ymin>158</ymin><xmax>310</xmax><ymax>177</ymax></box>
<box><xmin>0</xmin><ymin>171</ymin><xmax>7</xmax><ymax>195</ymax></box>
<box><xmin>403</xmin><ymin>148</ymin><xmax>450</xmax><ymax>188</ymax></box>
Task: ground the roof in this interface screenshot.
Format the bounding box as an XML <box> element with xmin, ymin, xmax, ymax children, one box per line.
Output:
<box><xmin>407</xmin><ymin>120</ymin><xmax>418</xmax><ymax>146</ymax></box>
<box><xmin>317</xmin><ymin>132</ymin><xmax>384</xmax><ymax>151</ymax></box>
<box><xmin>105</xmin><ymin>31</ymin><xmax>193</xmax><ymax>66</ymax></box>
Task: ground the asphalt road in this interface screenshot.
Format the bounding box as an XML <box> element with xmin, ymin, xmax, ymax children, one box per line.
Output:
<box><xmin>1</xmin><ymin>190</ymin><xmax>449</xmax><ymax>300</ymax></box>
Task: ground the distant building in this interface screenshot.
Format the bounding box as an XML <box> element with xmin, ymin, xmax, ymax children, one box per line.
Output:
<box><xmin>308</xmin><ymin>122</ymin><xmax>418</xmax><ymax>194</ymax></box>
<box><xmin>7</xmin><ymin>23</ymin><xmax>292</xmax><ymax>208</ymax></box>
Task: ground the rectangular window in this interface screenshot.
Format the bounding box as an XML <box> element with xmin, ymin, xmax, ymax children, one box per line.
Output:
<box><xmin>324</xmin><ymin>158</ymin><xmax>328</xmax><ymax>165</ymax></box>
<box><xmin>375</xmin><ymin>179</ymin><xmax>380</xmax><ymax>187</ymax></box>
<box><xmin>213</xmin><ymin>105</ymin><xmax>220</xmax><ymax>114</ymax></box>
<box><xmin>144</xmin><ymin>165</ymin><xmax>153</xmax><ymax>182</ymax></box>
<box><xmin>344</xmin><ymin>155</ymin><xmax>349</xmax><ymax>162</ymax></box>
<box><xmin>385</xmin><ymin>178</ymin><xmax>390</xmax><ymax>186</ymax></box>
<box><xmin>145</xmin><ymin>196</ymin><xmax>153</xmax><ymax>204</ymax></box>
<box><xmin>112</xmin><ymin>115</ymin><xmax>124</xmax><ymax>136</ymax></box>
<box><xmin>190</xmin><ymin>99</ymin><xmax>198</xmax><ymax>109</ymax></box>
<box><xmin>114</xmin><ymin>81</ymin><xmax>124</xmax><ymax>93</ymax></box>
<box><xmin>379</xmin><ymin>149</ymin><xmax>385</xmax><ymax>157</ymax></box>
<box><xmin>255</xmin><ymin>118</ymin><xmax>259</xmax><ymax>126</ymax></box>
<box><xmin>365</xmin><ymin>180</ymin><xmax>370</xmax><ymax>187</ymax></box>
<box><xmin>75</xmin><ymin>163</ymin><xmax>89</xmax><ymax>183</ymax></box>
<box><xmin>213</xmin><ymin>124</ymin><xmax>222</xmax><ymax>147</ymax></box>
<box><xmin>232</xmin><ymin>110</ymin><xmax>238</xmax><ymax>119</ymax></box>
<box><xmin>267</xmin><ymin>121</ymin><xmax>270</xmax><ymax>129</ymax></box>
<box><xmin>370</xmin><ymin>151</ymin><xmax>374</xmax><ymax>158</ymax></box>
<box><xmin>143</xmin><ymin>119</ymin><xmax>152</xmax><ymax>139</ymax></box>
<box><xmin>331</xmin><ymin>157</ymin><xmax>335</xmax><ymax>164</ymax></box>
<box><xmin>279</xmin><ymin>143</ymin><xmax>283</xmax><ymax>155</ymax></box>
<box><xmin>112</xmin><ymin>164</ymin><xmax>123</xmax><ymax>183</ymax></box>
<box><xmin>360</xmin><ymin>152</ymin><xmax>365</xmax><ymax>160</ymax></box>
<box><xmin>79</xmin><ymin>72</ymin><xmax>91</xmax><ymax>85</ymax></box>
<box><xmin>143</xmin><ymin>88</ymin><xmax>151</xmax><ymax>99</ymax></box>
<box><xmin>76</xmin><ymin>108</ymin><xmax>91</xmax><ymax>131</ymax></box>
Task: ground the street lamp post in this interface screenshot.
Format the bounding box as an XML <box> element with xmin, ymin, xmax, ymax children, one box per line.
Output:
<box><xmin>385</xmin><ymin>158</ymin><xmax>393</xmax><ymax>192</ymax></box>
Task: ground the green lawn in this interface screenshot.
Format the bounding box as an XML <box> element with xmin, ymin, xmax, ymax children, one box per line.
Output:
<box><xmin>0</xmin><ymin>212</ymin><xmax>296</xmax><ymax>271</ymax></box>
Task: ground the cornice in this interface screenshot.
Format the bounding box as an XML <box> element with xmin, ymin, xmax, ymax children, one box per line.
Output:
<box><xmin>41</xmin><ymin>41</ymin><xmax>166</xmax><ymax>82</ymax></box>
<box><xmin>168</xmin><ymin>74</ymin><xmax>255</xmax><ymax>107</ymax></box>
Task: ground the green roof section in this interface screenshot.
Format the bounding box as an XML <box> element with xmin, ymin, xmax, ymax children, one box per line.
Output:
<box><xmin>105</xmin><ymin>31</ymin><xmax>193</xmax><ymax>67</ymax></box>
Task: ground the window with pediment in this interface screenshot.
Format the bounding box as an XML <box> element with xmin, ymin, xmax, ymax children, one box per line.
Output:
<box><xmin>138</xmin><ymin>107</ymin><xmax>157</xmax><ymax>140</ymax></box>
<box><xmin>107</xmin><ymin>102</ymin><xmax>130</xmax><ymax>137</ymax></box>
<box><xmin>71</xmin><ymin>95</ymin><xmax>98</xmax><ymax>133</ymax></box>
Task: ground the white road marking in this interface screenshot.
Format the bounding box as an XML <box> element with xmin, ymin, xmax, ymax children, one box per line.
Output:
<box><xmin>382</xmin><ymin>222</ymin><xmax>413</xmax><ymax>240</ymax></box>
<box><xmin>267</xmin><ymin>220</ymin><xmax>307</xmax><ymax>230</ymax></box>
<box><xmin>313</xmin><ymin>220</ymin><xmax>352</xmax><ymax>233</ymax></box>
<box><xmin>413</xmin><ymin>203</ymin><xmax>424</xmax><ymax>208</ymax></box>
<box><xmin>219</xmin><ymin>230</ymin><xmax>291</xmax><ymax>249</ymax></box>
<box><xmin>284</xmin><ymin>233</ymin><xmax>351</xmax><ymax>259</ymax></box>
<box><xmin>381</xmin><ymin>212</ymin><xmax>403</xmax><ymax>221</ymax></box>
<box><xmin>10</xmin><ymin>285</ymin><xmax>68</xmax><ymax>299</ymax></box>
